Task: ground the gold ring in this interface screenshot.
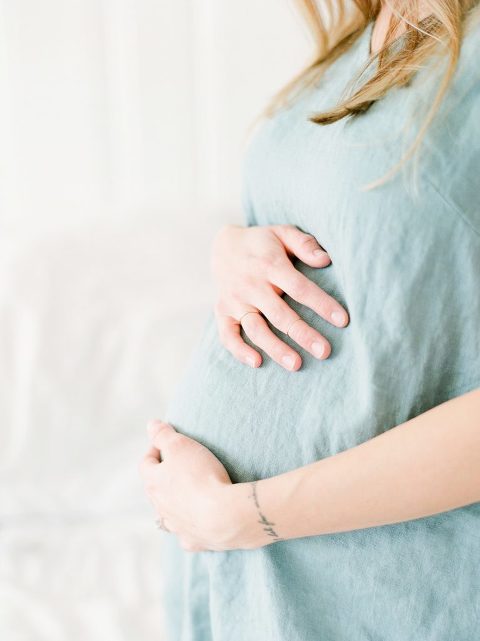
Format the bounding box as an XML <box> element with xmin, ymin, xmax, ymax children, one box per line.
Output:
<box><xmin>286</xmin><ymin>317</ymin><xmax>303</xmax><ymax>338</ymax></box>
<box><xmin>155</xmin><ymin>517</ymin><xmax>171</xmax><ymax>533</ymax></box>
<box><xmin>238</xmin><ymin>310</ymin><xmax>260</xmax><ymax>324</ymax></box>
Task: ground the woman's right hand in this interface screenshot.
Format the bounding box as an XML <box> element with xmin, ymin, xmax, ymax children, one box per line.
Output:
<box><xmin>209</xmin><ymin>224</ymin><xmax>349</xmax><ymax>371</ymax></box>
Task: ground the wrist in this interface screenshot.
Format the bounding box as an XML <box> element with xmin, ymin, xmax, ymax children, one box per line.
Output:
<box><xmin>212</xmin><ymin>482</ymin><xmax>261</xmax><ymax>550</ymax></box>
<box><xmin>216</xmin><ymin>470</ymin><xmax>308</xmax><ymax>550</ymax></box>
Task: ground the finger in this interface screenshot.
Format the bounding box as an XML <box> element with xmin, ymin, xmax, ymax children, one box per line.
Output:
<box><xmin>240</xmin><ymin>311</ymin><xmax>302</xmax><ymax>371</ymax></box>
<box><xmin>270</xmin><ymin>267</ymin><xmax>349</xmax><ymax>328</ymax></box>
<box><xmin>148</xmin><ymin>422</ymin><xmax>200</xmax><ymax>460</ymax></box>
<box><xmin>270</xmin><ymin>224</ymin><xmax>331</xmax><ymax>268</ymax></box>
<box><xmin>249</xmin><ymin>286</ymin><xmax>331</xmax><ymax>360</ymax></box>
<box><xmin>215</xmin><ymin>311</ymin><xmax>262</xmax><ymax>368</ymax></box>
<box><xmin>147</xmin><ymin>420</ymin><xmax>180</xmax><ymax>457</ymax></box>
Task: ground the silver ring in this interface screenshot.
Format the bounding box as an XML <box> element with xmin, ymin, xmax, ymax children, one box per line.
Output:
<box><xmin>155</xmin><ymin>517</ymin><xmax>171</xmax><ymax>533</ymax></box>
<box><xmin>238</xmin><ymin>310</ymin><xmax>261</xmax><ymax>325</ymax></box>
<box><xmin>286</xmin><ymin>317</ymin><xmax>302</xmax><ymax>338</ymax></box>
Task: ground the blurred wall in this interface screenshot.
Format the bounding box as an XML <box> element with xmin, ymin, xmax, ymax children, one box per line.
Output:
<box><xmin>0</xmin><ymin>1</ymin><xmax>310</xmax><ymax>639</ymax></box>
<box><xmin>0</xmin><ymin>0</ymin><xmax>311</xmax><ymax>223</ymax></box>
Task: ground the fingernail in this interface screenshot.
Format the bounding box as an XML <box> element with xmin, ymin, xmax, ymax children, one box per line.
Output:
<box><xmin>313</xmin><ymin>249</ymin><xmax>326</xmax><ymax>256</ymax></box>
<box><xmin>281</xmin><ymin>354</ymin><xmax>297</xmax><ymax>370</ymax></box>
<box><xmin>331</xmin><ymin>311</ymin><xmax>347</xmax><ymax>326</ymax></box>
<box><xmin>311</xmin><ymin>341</ymin><xmax>325</xmax><ymax>358</ymax></box>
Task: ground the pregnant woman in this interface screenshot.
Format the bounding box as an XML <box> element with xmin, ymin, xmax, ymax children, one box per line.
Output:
<box><xmin>140</xmin><ymin>1</ymin><xmax>480</xmax><ymax>639</ymax></box>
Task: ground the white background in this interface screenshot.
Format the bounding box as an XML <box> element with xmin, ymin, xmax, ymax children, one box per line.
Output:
<box><xmin>0</xmin><ymin>1</ymin><xmax>311</xmax><ymax>639</ymax></box>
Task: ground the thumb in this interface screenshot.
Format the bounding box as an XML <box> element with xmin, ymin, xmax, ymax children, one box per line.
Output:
<box><xmin>272</xmin><ymin>225</ymin><xmax>331</xmax><ymax>268</ymax></box>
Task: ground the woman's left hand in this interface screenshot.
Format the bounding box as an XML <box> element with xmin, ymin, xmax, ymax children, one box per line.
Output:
<box><xmin>139</xmin><ymin>419</ymin><xmax>242</xmax><ymax>552</ymax></box>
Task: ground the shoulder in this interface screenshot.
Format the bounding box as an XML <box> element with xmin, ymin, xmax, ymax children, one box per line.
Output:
<box><xmin>413</xmin><ymin>18</ymin><xmax>480</xmax><ymax>236</ymax></box>
<box><xmin>447</xmin><ymin>15</ymin><xmax>480</xmax><ymax>104</ymax></box>
<box><xmin>409</xmin><ymin>13</ymin><xmax>480</xmax><ymax>103</ymax></box>
<box><xmin>415</xmin><ymin>19</ymin><xmax>480</xmax><ymax>222</ymax></box>
<box><xmin>458</xmin><ymin>11</ymin><xmax>480</xmax><ymax>71</ymax></box>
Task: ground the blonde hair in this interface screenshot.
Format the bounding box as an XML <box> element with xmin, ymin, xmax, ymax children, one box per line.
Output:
<box><xmin>257</xmin><ymin>0</ymin><xmax>480</xmax><ymax>189</ymax></box>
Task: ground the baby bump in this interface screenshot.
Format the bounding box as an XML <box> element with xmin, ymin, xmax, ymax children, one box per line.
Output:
<box><xmin>162</xmin><ymin>304</ymin><xmax>373</xmax><ymax>484</ymax></box>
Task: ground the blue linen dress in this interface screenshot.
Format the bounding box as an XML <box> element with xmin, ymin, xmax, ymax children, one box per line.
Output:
<box><xmin>161</xmin><ymin>19</ymin><xmax>480</xmax><ymax>641</ymax></box>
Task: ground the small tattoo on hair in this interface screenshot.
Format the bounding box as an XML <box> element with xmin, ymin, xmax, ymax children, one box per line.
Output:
<box><xmin>248</xmin><ymin>481</ymin><xmax>285</xmax><ymax>543</ymax></box>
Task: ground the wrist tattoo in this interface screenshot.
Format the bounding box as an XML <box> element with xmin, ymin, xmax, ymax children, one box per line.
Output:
<box><xmin>248</xmin><ymin>481</ymin><xmax>285</xmax><ymax>543</ymax></box>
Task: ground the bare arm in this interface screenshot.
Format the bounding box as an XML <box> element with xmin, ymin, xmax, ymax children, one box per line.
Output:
<box><xmin>229</xmin><ymin>387</ymin><xmax>480</xmax><ymax>548</ymax></box>
<box><xmin>140</xmin><ymin>387</ymin><xmax>480</xmax><ymax>552</ymax></box>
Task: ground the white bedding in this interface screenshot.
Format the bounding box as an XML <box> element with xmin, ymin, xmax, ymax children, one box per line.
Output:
<box><xmin>0</xmin><ymin>209</ymin><xmax>231</xmax><ymax>640</ymax></box>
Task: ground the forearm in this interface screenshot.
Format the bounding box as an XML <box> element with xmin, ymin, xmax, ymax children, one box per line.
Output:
<box><xmin>228</xmin><ymin>387</ymin><xmax>480</xmax><ymax>548</ymax></box>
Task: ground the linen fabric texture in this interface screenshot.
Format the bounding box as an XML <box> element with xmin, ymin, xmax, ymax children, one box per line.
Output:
<box><xmin>162</xmin><ymin>19</ymin><xmax>480</xmax><ymax>641</ymax></box>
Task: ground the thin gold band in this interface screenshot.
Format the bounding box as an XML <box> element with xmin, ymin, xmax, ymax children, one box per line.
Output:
<box><xmin>155</xmin><ymin>517</ymin><xmax>171</xmax><ymax>533</ymax></box>
<box><xmin>286</xmin><ymin>317</ymin><xmax>302</xmax><ymax>337</ymax></box>
<box><xmin>238</xmin><ymin>310</ymin><xmax>261</xmax><ymax>324</ymax></box>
